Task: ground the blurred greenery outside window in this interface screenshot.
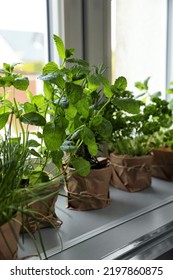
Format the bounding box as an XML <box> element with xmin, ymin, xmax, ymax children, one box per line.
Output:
<box><xmin>0</xmin><ymin>0</ymin><xmax>48</xmax><ymax>103</ymax></box>
<box><xmin>0</xmin><ymin>0</ymin><xmax>48</xmax><ymax>134</ymax></box>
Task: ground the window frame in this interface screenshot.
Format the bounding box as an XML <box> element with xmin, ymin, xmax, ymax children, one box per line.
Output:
<box><xmin>166</xmin><ymin>0</ymin><xmax>173</xmax><ymax>90</ymax></box>
<box><xmin>47</xmin><ymin>0</ymin><xmax>112</xmax><ymax>80</ymax></box>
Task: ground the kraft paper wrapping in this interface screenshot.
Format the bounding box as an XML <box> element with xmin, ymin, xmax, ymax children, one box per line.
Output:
<box><xmin>23</xmin><ymin>183</ymin><xmax>62</xmax><ymax>233</ymax></box>
<box><xmin>0</xmin><ymin>214</ymin><xmax>21</xmax><ymax>260</ymax></box>
<box><xmin>152</xmin><ymin>148</ymin><xmax>173</xmax><ymax>181</ymax></box>
<box><xmin>110</xmin><ymin>153</ymin><xmax>152</xmax><ymax>192</ymax></box>
<box><xmin>66</xmin><ymin>164</ymin><xmax>112</xmax><ymax>211</ymax></box>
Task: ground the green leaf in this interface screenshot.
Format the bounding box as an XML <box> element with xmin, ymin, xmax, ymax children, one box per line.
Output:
<box><xmin>20</xmin><ymin>112</ymin><xmax>46</xmax><ymax>126</ymax></box>
<box><xmin>26</xmin><ymin>90</ymin><xmax>34</xmax><ymax>102</ymax></box>
<box><xmin>81</xmin><ymin>127</ymin><xmax>95</xmax><ymax>145</ymax></box>
<box><xmin>102</xmin><ymin>77</ymin><xmax>112</xmax><ymax>98</ymax></box>
<box><xmin>24</xmin><ymin>102</ymin><xmax>37</xmax><ymax>113</ymax></box>
<box><xmin>97</xmin><ymin>118</ymin><xmax>112</xmax><ymax>139</ymax></box>
<box><xmin>0</xmin><ymin>104</ymin><xmax>11</xmax><ymax>114</ymax></box>
<box><xmin>3</xmin><ymin>63</ymin><xmax>11</xmax><ymax>72</ymax></box>
<box><xmin>51</xmin><ymin>150</ymin><xmax>64</xmax><ymax>168</ymax></box>
<box><xmin>87</xmin><ymin>142</ymin><xmax>98</xmax><ymax>156</ymax></box>
<box><xmin>65</xmin><ymin>48</ymin><xmax>75</xmax><ymax>58</ymax></box>
<box><xmin>66</xmin><ymin>104</ymin><xmax>77</xmax><ymax>120</ymax></box>
<box><xmin>113</xmin><ymin>97</ymin><xmax>141</xmax><ymax>114</ymax></box>
<box><xmin>72</xmin><ymin>157</ymin><xmax>90</xmax><ymax>176</ymax></box>
<box><xmin>1</xmin><ymin>76</ymin><xmax>14</xmax><ymax>87</ymax></box>
<box><xmin>168</xmin><ymin>99</ymin><xmax>173</xmax><ymax>110</ymax></box>
<box><xmin>55</xmin><ymin>115</ymin><xmax>68</xmax><ymax>129</ymax></box>
<box><xmin>29</xmin><ymin>170</ymin><xmax>50</xmax><ymax>184</ymax></box>
<box><xmin>75</xmin><ymin>97</ymin><xmax>89</xmax><ymax>119</ymax></box>
<box><xmin>0</xmin><ymin>112</ymin><xmax>10</xmax><ymax>129</ymax></box>
<box><xmin>43</xmin><ymin>122</ymin><xmax>65</xmax><ymax>151</ymax></box>
<box><xmin>81</xmin><ymin>127</ymin><xmax>98</xmax><ymax>156</ymax></box>
<box><xmin>35</xmin><ymin>131</ymin><xmax>43</xmax><ymax>139</ymax></box>
<box><xmin>42</xmin><ymin>61</ymin><xmax>59</xmax><ymax>74</ymax></box>
<box><xmin>150</xmin><ymin>91</ymin><xmax>162</xmax><ymax>100</ymax></box>
<box><xmin>66</xmin><ymin>83</ymin><xmax>83</xmax><ymax>104</ymax></box>
<box><xmin>66</xmin><ymin>58</ymin><xmax>89</xmax><ymax>67</ymax></box>
<box><xmin>114</xmin><ymin>76</ymin><xmax>127</xmax><ymax>91</ymax></box>
<box><xmin>88</xmin><ymin>74</ymin><xmax>101</xmax><ymax>92</ymax></box>
<box><xmin>53</xmin><ymin>34</ymin><xmax>66</xmax><ymax>60</ymax></box>
<box><xmin>59</xmin><ymin>97</ymin><xmax>69</xmax><ymax>109</ymax></box>
<box><xmin>135</xmin><ymin>77</ymin><xmax>150</xmax><ymax>91</ymax></box>
<box><xmin>31</xmin><ymin>94</ymin><xmax>47</xmax><ymax>110</ymax></box>
<box><xmin>0</xmin><ymin>77</ymin><xmax>5</xmax><ymax>87</ymax></box>
<box><xmin>13</xmin><ymin>77</ymin><xmax>29</xmax><ymax>90</ymax></box>
<box><xmin>39</xmin><ymin>72</ymin><xmax>58</xmax><ymax>81</ymax></box>
<box><xmin>39</xmin><ymin>72</ymin><xmax>65</xmax><ymax>89</ymax></box>
<box><xmin>91</xmin><ymin>115</ymin><xmax>102</xmax><ymax>126</ymax></box>
<box><xmin>43</xmin><ymin>81</ymin><xmax>53</xmax><ymax>100</ymax></box>
<box><xmin>144</xmin><ymin>77</ymin><xmax>150</xmax><ymax>90</ymax></box>
<box><xmin>28</xmin><ymin>139</ymin><xmax>40</xmax><ymax>147</ymax></box>
<box><xmin>30</xmin><ymin>149</ymin><xmax>41</xmax><ymax>158</ymax></box>
<box><xmin>166</xmin><ymin>88</ymin><xmax>173</xmax><ymax>94</ymax></box>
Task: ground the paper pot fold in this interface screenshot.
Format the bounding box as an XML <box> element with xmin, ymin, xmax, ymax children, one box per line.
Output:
<box><xmin>110</xmin><ymin>153</ymin><xmax>152</xmax><ymax>192</ymax></box>
<box><xmin>152</xmin><ymin>148</ymin><xmax>173</xmax><ymax>181</ymax></box>
<box><xmin>65</xmin><ymin>164</ymin><xmax>112</xmax><ymax>211</ymax></box>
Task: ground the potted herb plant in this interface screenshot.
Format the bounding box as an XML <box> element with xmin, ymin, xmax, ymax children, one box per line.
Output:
<box><xmin>150</xmin><ymin>81</ymin><xmax>173</xmax><ymax>181</ymax></box>
<box><xmin>0</xmin><ymin>135</ymin><xmax>63</xmax><ymax>259</ymax></box>
<box><xmin>0</xmin><ymin>62</ymin><xmax>63</xmax><ymax>254</ymax></box>
<box><xmin>38</xmin><ymin>35</ymin><xmax>113</xmax><ymax>210</ymax></box>
<box><xmin>106</xmin><ymin>77</ymin><xmax>172</xmax><ymax>192</ymax></box>
<box><xmin>0</xmin><ymin>136</ymin><xmax>30</xmax><ymax>259</ymax></box>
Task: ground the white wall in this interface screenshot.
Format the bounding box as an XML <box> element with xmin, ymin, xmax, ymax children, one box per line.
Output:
<box><xmin>112</xmin><ymin>0</ymin><xmax>167</xmax><ymax>95</ymax></box>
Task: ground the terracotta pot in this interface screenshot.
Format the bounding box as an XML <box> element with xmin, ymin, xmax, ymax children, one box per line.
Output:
<box><xmin>110</xmin><ymin>153</ymin><xmax>152</xmax><ymax>192</ymax></box>
<box><xmin>152</xmin><ymin>147</ymin><xmax>173</xmax><ymax>181</ymax></box>
<box><xmin>65</xmin><ymin>161</ymin><xmax>112</xmax><ymax>211</ymax></box>
<box><xmin>0</xmin><ymin>214</ymin><xmax>21</xmax><ymax>260</ymax></box>
<box><xmin>22</xmin><ymin>182</ymin><xmax>62</xmax><ymax>233</ymax></box>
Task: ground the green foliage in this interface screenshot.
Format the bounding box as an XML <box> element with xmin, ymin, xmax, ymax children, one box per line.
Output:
<box><xmin>0</xmin><ymin>62</ymin><xmax>63</xmax><ymax>223</ymax></box>
<box><xmin>38</xmin><ymin>35</ymin><xmax>114</xmax><ymax>173</ymax></box>
<box><xmin>107</xmin><ymin>77</ymin><xmax>173</xmax><ymax>156</ymax></box>
<box><xmin>71</xmin><ymin>157</ymin><xmax>91</xmax><ymax>176</ymax></box>
<box><xmin>110</xmin><ymin>137</ymin><xmax>150</xmax><ymax>157</ymax></box>
<box><xmin>0</xmin><ymin>62</ymin><xmax>64</xmax><ymax>259</ymax></box>
<box><xmin>0</xmin><ymin>63</ymin><xmax>29</xmax><ymax>90</ymax></box>
<box><xmin>166</xmin><ymin>81</ymin><xmax>173</xmax><ymax>94</ymax></box>
<box><xmin>53</xmin><ymin>35</ymin><xmax>66</xmax><ymax>60</ymax></box>
<box><xmin>0</xmin><ymin>138</ymin><xmax>30</xmax><ymax>225</ymax></box>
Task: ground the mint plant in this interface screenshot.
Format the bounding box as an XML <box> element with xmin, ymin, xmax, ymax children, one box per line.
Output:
<box><xmin>38</xmin><ymin>35</ymin><xmax>114</xmax><ymax>175</ymax></box>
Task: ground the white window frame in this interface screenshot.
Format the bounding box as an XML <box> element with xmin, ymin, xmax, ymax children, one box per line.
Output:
<box><xmin>166</xmin><ymin>0</ymin><xmax>173</xmax><ymax>89</ymax></box>
<box><xmin>47</xmin><ymin>0</ymin><xmax>112</xmax><ymax>80</ymax></box>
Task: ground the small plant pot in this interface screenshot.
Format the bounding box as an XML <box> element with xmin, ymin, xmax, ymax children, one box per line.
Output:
<box><xmin>110</xmin><ymin>153</ymin><xmax>152</xmax><ymax>192</ymax></box>
<box><xmin>65</xmin><ymin>160</ymin><xmax>112</xmax><ymax>211</ymax></box>
<box><xmin>22</xmin><ymin>182</ymin><xmax>62</xmax><ymax>233</ymax></box>
<box><xmin>0</xmin><ymin>214</ymin><xmax>21</xmax><ymax>260</ymax></box>
<box><xmin>152</xmin><ymin>147</ymin><xmax>173</xmax><ymax>181</ymax></box>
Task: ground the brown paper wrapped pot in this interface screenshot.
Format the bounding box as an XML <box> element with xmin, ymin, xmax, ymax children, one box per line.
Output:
<box><xmin>0</xmin><ymin>214</ymin><xmax>21</xmax><ymax>260</ymax></box>
<box><xmin>66</xmin><ymin>164</ymin><xmax>112</xmax><ymax>211</ymax></box>
<box><xmin>152</xmin><ymin>147</ymin><xmax>173</xmax><ymax>181</ymax></box>
<box><xmin>23</xmin><ymin>182</ymin><xmax>62</xmax><ymax>233</ymax></box>
<box><xmin>110</xmin><ymin>153</ymin><xmax>152</xmax><ymax>192</ymax></box>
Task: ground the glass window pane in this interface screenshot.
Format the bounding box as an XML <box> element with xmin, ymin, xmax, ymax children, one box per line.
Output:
<box><xmin>0</xmin><ymin>0</ymin><xmax>48</xmax><ymax>95</ymax></box>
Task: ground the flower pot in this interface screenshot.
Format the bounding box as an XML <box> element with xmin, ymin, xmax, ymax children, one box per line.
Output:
<box><xmin>151</xmin><ymin>147</ymin><xmax>173</xmax><ymax>181</ymax></box>
<box><xmin>110</xmin><ymin>153</ymin><xmax>152</xmax><ymax>192</ymax></box>
<box><xmin>23</xmin><ymin>182</ymin><xmax>62</xmax><ymax>233</ymax></box>
<box><xmin>0</xmin><ymin>214</ymin><xmax>21</xmax><ymax>260</ymax></box>
<box><xmin>65</xmin><ymin>161</ymin><xmax>112</xmax><ymax>211</ymax></box>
